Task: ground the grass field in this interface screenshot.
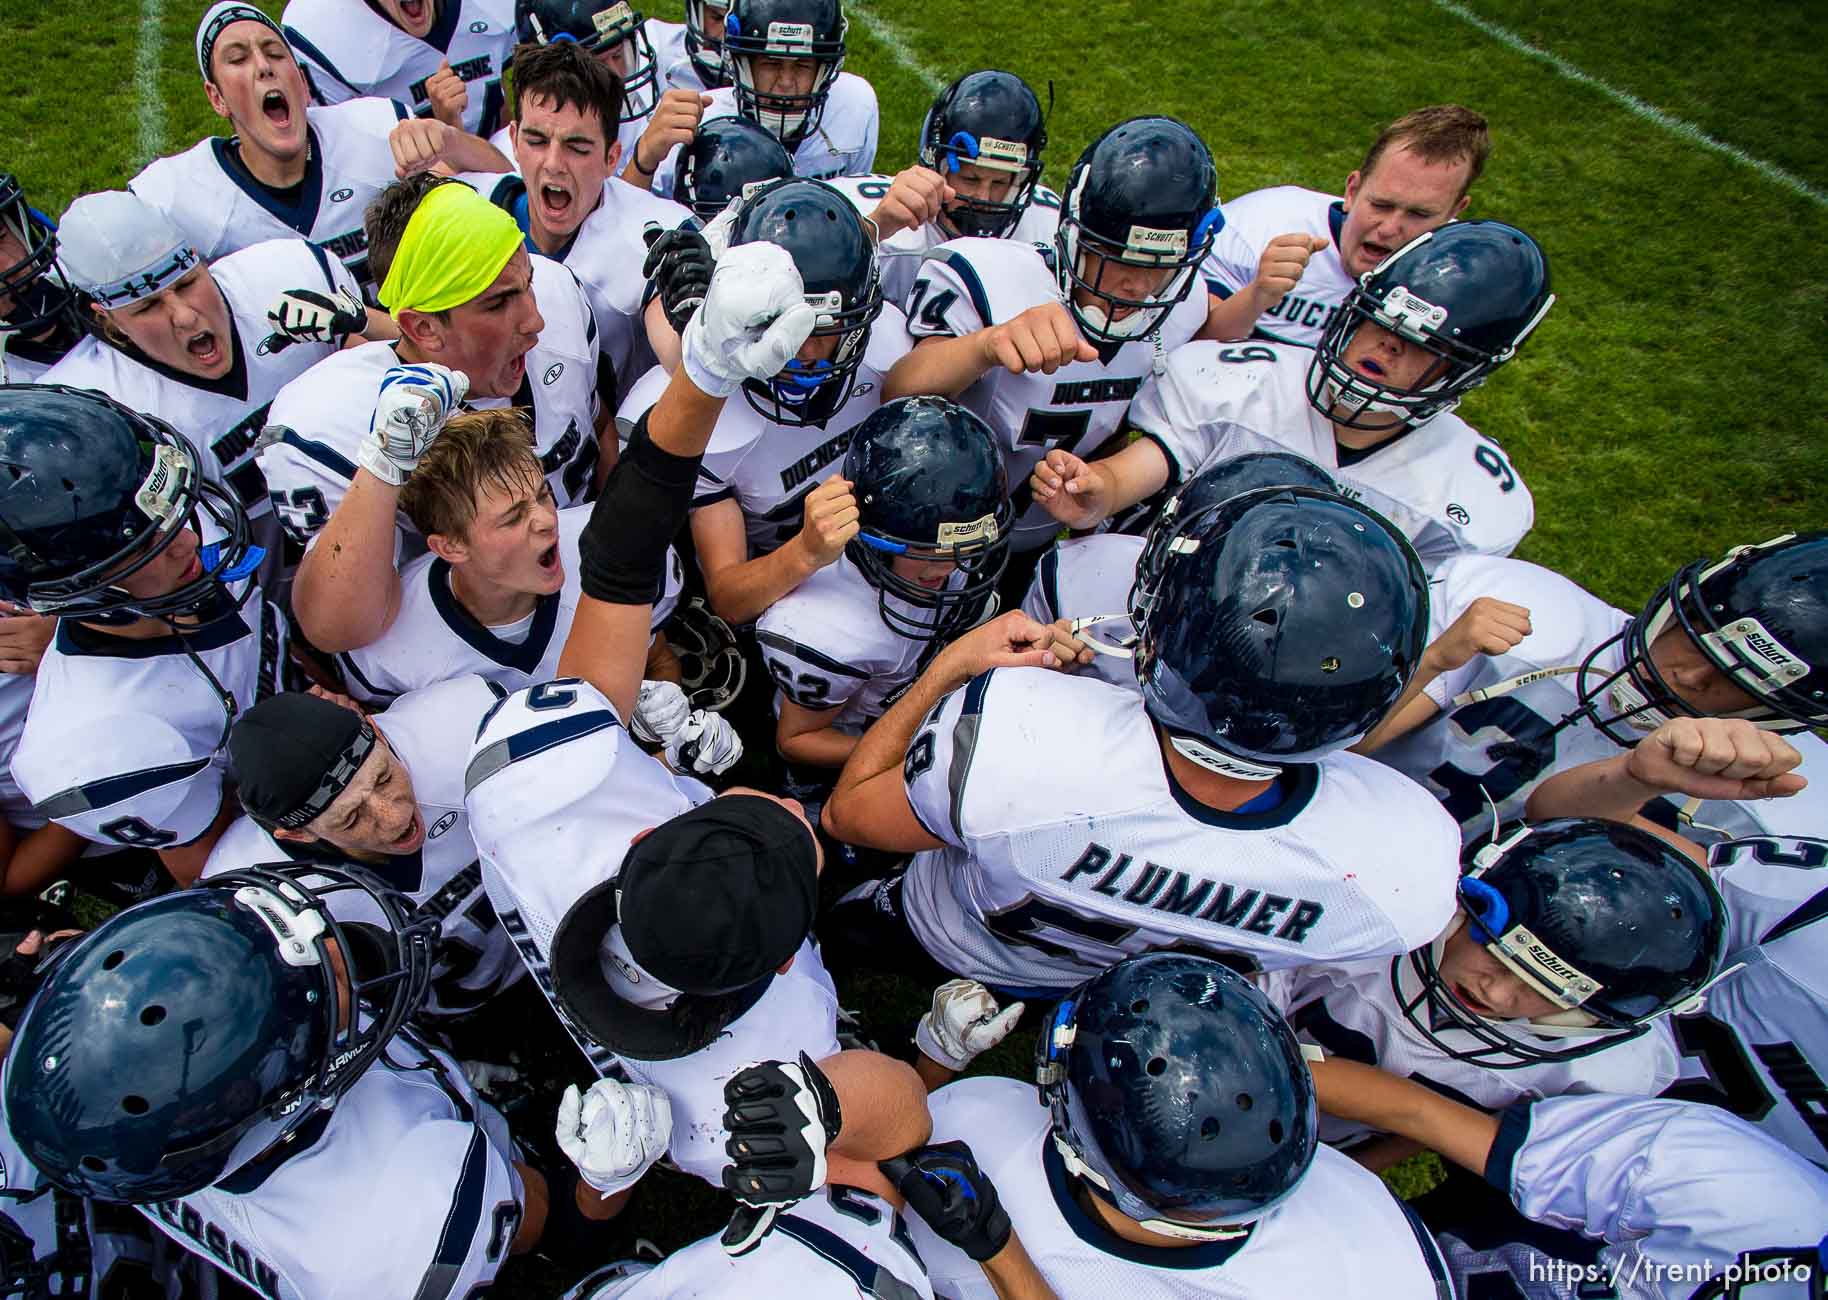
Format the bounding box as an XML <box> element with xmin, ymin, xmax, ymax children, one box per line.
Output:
<box><xmin>6</xmin><ymin>0</ymin><xmax>1826</xmax><ymax>1291</ymax></box>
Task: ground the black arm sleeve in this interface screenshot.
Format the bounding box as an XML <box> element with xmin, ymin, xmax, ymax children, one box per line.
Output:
<box><xmin>575</xmin><ymin>409</ymin><xmax>702</xmax><ymax>605</ymax></box>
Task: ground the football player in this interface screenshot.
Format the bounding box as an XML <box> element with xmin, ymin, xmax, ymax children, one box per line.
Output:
<box><xmin>0</xmin><ymin>173</ymin><xmax>82</xmax><ymax>384</ymax></box>
<box><xmin>1363</xmin><ymin>533</ymin><xmax>1828</xmax><ymax>841</ymax></box>
<box><xmin>671</xmin><ymin>115</ymin><xmax>795</xmax><ymax>221</ymax></box>
<box><xmin>1032</xmin><ymin>219</ymin><xmax>1554</xmax><ymax>572</ymax></box>
<box><xmin>1202</xmin><ymin>105</ymin><xmax>1491</xmax><ymax>348</ymax></box>
<box><xmin>829</xmin><ymin>70</ymin><xmax>1059</xmax><ymax>307</ymax></box>
<box><xmin>627</xmin><ymin>179</ymin><xmax>906</xmax><ymax>627</ymax></box>
<box><xmin>1310</xmin><ymin>1058</ymin><xmax>1828</xmax><ymax>1300</ymax></box>
<box><xmin>130</xmin><ymin>4</ymin><xmax>504</xmax><ymax>296</ymax></box>
<box><xmin>756</xmin><ymin>396</ymin><xmax>1010</xmax><ymax>808</ymax></box>
<box><xmin>267</xmin><ymin>173</ymin><xmax>609</xmax><ymax>652</ymax></box>
<box><xmin>636</xmin><ymin>0</ymin><xmax>878</xmax><ymax>193</ymax></box>
<box><xmin>281</xmin><ymin>0</ymin><xmax>516</xmax><ymax>136</ymax></box>
<box><xmin>1524</xmin><ymin>715</ymin><xmax>1828</xmax><ymax>1167</ymax></box>
<box><xmin>470</xmin><ymin>40</ymin><xmax>690</xmax><ymax>404</ymax></box>
<box><xmin>1273</xmin><ymin>817</ymin><xmax>1725</xmax><ymax>1165</ymax></box>
<box><xmin>910</xmin><ymin>954</ymin><xmax>1456</xmax><ymax>1297</ymax></box>
<box><xmin>821</xmin><ymin>486</ymin><xmax>1459</xmax><ymax>996</ymax></box>
<box><xmin>0</xmin><ymin>862</ymin><xmax>580</xmax><ymax>1297</ymax></box>
<box><xmin>885</xmin><ymin>116</ymin><xmax>1219</xmax><ymax>582</ymax></box>
<box><xmin>1</xmin><ymin>387</ymin><xmax>278</xmax><ymax>888</ymax></box>
<box><xmin>46</xmin><ymin>189</ymin><xmax>384</xmax><ymax>541</ymax></box>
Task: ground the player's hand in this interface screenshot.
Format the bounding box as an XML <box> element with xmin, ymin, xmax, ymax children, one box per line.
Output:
<box><xmin>721</xmin><ymin>1051</ymin><xmax>842</xmax><ymax>1217</ymax></box>
<box><xmin>557</xmin><ymin>1079</ymin><xmax>675</xmax><ymax>1195</ymax></box>
<box><xmin>306</xmin><ymin>683</ymin><xmax>366</xmax><ymax>715</ymax></box>
<box><xmin>359</xmin><ymin>363</ymin><xmax>469</xmax><ymax>486</ymax></box>
<box><xmin>938</xmin><ymin>611</ymin><xmax>1092</xmax><ymax>684</ymax></box>
<box><xmin>671</xmin><ymin>710</ymin><xmax>743</xmax><ymax>776</ymax></box>
<box><xmin>389</xmin><ymin>117</ymin><xmax>469</xmax><ymax>178</ymax></box>
<box><xmin>681</xmin><ymin>241</ymin><xmax>816</xmax><ymax>397</ymax></box>
<box><xmin>424</xmin><ymin>60</ymin><xmax>469</xmax><ymax>128</ymax></box>
<box><xmin>1422</xmin><ymin>597</ymin><xmax>1532</xmax><ymax>675</ymax></box>
<box><xmin>0</xmin><ymin>602</ymin><xmax>56</xmax><ymax>675</ymax></box>
<box><xmin>795</xmin><ymin>475</ymin><xmax>859</xmax><ymax>569</ymax></box>
<box><xmin>915</xmin><ymin>979</ymin><xmax>1024</xmax><ymax>1073</ymax></box>
<box><xmin>1624</xmin><ymin>717</ymin><xmax>1807</xmax><ymax>802</ymax></box>
<box><xmin>868</xmin><ymin>166</ymin><xmax>952</xmax><ymax>241</ymax></box>
<box><xmin>978</xmin><ymin>301</ymin><xmax>1098</xmax><ymax>376</ymax></box>
<box><xmin>1248</xmin><ymin>233</ymin><xmax>1330</xmax><ymax>313</ymax></box>
<box><xmin>880</xmin><ymin>1142</ymin><xmax>1013</xmax><ymax>1262</ymax></box>
<box><xmin>632</xmin><ymin>90</ymin><xmax>712</xmax><ymax>180</ymax></box>
<box><xmin>262</xmin><ymin>285</ymin><xmax>368</xmax><ymax>354</ymax></box>
<box><xmin>1029</xmin><ymin>449</ymin><xmax>1108</xmax><ymax>529</ymax></box>
<box><xmin>631</xmin><ymin>679</ymin><xmax>694</xmax><ymax>747</ymax></box>
<box><xmin>642</xmin><ymin>224</ymin><xmax>714</xmax><ymax>334</ymax></box>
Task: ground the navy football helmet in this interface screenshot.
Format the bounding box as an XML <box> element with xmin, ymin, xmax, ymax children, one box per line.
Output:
<box><xmin>515</xmin><ymin>0</ymin><xmax>660</xmax><ymax>120</ymax></box>
<box><xmin>0</xmin><ymin>174</ymin><xmax>80</xmax><ymax>366</ymax></box>
<box><xmin>1308</xmin><ymin>219</ymin><xmax>1554</xmax><ymax>431</ymax></box>
<box><xmin>1055</xmin><ymin>117</ymin><xmax>1220</xmax><ymax>344</ymax></box>
<box><xmin>1571</xmin><ymin>531</ymin><xmax>1828</xmax><ymax>746</ymax></box>
<box><xmin>843</xmin><ymin>397</ymin><xmax>1011</xmax><ymax>643</ymax></box>
<box><xmin>1397</xmin><ymin>818</ymin><xmax>1726</xmax><ymax>1069</ymax></box>
<box><xmin>673</xmin><ymin>117</ymin><xmax>794</xmax><ymax>221</ymax></box>
<box><xmin>1131</xmin><ymin>486</ymin><xmax>1428</xmax><ymax>778</ymax></box>
<box><xmin>727</xmin><ymin>178</ymin><xmax>881</xmax><ymax>425</ymax></box>
<box><xmin>722</xmin><ymin>0</ymin><xmax>846</xmax><ymax>149</ymax></box>
<box><xmin>3</xmin><ymin>862</ymin><xmax>436</xmax><ymax>1203</ymax></box>
<box><xmin>684</xmin><ymin>0</ymin><xmax>731</xmax><ymax>86</ymax></box>
<box><xmin>0</xmin><ymin>385</ymin><xmax>262</xmax><ymax>620</ymax></box>
<box><xmin>918</xmin><ymin>70</ymin><xmax>1047</xmax><ymax>239</ymax></box>
<box><xmin>1036</xmin><ymin>954</ymin><xmax>1317</xmax><ymax>1238</ymax></box>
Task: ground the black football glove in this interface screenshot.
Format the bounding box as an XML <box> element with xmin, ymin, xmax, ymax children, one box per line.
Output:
<box><xmin>880</xmin><ymin>1141</ymin><xmax>1012</xmax><ymax>1262</ymax></box>
<box><xmin>262</xmin><ymin>285</ymin><xmax>367</xmax><ymax>354</ymax></box>
<box><xmin>642</xmin><ymin>223</ymin><xmax>714</xmax><ymax>335</ymax></box>
<box><xmin>719</xmin><ymin>1052</ymin><xmax>842</xmax><ymax>1255</ymax></box>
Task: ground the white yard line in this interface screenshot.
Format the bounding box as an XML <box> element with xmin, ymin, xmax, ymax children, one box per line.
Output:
<box><xmin>845</xmin><ymin>0</ymin><xmax>946</xmax><ymax>95</ymax></box>
<box><xmin>1431</xmin><ymin>0</ymin><xmax>1828</xmax><ymax>210</ymax></box>
<box><xmin>134</xmin><ymin>0</ymin><xmax>170</xmax><ymax>167</ymax></box>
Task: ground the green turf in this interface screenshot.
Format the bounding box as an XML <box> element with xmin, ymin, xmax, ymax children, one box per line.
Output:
<box><xmin>4</xmin><ymin>0</ymin><xmax>1820</xmax><ymax>1287</ymax></box>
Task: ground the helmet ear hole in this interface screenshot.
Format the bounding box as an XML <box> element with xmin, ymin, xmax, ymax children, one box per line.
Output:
<box><xmin>1268</xmin><ymin>1119</ymin><xmax>1284</xmax><ymax>1142</ymax></box>
<box><xmin>140</xmin><ymin>1005</ymin><xmax>166</xmax><ymax>1026</ymax></box>
<box><xmin>102</xmin><ymin>950</ymin><xmax>126</xmax><ymax>971</ymax></box>
<box><xmin>1200</xmin><ymin>1117</ymin><xmax>1220</xmax><ymax>1139</ymax></box>
<box><xmin>1145</xmin><ymin>1057</ymin><xmax>1166</xmax><ymax>1076</ymax></box>
<box><xmin>122</xmin><ymin>1095</ymin><xmax>149</xmax><ymax>1115</ymax></box>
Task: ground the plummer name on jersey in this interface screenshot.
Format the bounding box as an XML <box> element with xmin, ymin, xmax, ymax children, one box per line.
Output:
<box><xmin>1061</xmin><ymin>842</ymin><xmax>1326</xmax><ymax>943</ymax></box>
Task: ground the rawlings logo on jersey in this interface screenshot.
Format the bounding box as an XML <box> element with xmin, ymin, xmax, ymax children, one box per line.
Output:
<box><xmin>1125</xmin><ymin>225</ymin><xmax>1187</xmax><ymax>258</ymax></box>
<box><xmin>134</xmin><ymin>444</ymin><xmax>190</xmax><ymax>524</ymax></box>
<box><xmin>543</xmin><ymin>362</ymin><xmax>565</xmax><ymax>386</ymax></box>
<box><xmin>429</xmin><ymin>810</ymin><xmax>459</xmax><ymax>839</ymax></box>
<box><xmin>328</xmin><ymin>187</ymin><xmax>355</xmax><ymax>203</ymax></box>
<box><xmin>764</xmin><ymin>20</ymin><xmax>815</xmax><ymax>50</ymax></box>
<box><xmin>1703</xmin><ymin>616</ymin><xmax>1812</xmax><ymax>685</ymax></box>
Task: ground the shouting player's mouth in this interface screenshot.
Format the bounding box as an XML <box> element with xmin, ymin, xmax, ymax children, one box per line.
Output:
<box><xmin>398</xmin><ymin>0</ymin><xmax>429</xmax><ymax>25</ymax></box>
<box><xmin>391</xmin><ymin>809</ymin><xmax>425</xmax><ymax>853</ymax></box>
<box><xmin>1354</xmin><ymin>355</ymin><xmax>1387</xmax><ymax>380</ymax></box>
<box><xmin>1448</xmin><ymin>980</ymin><xmax>1497</xmax><ymax>1017</ymax></box>
<box><xmin>261</xmin><ymin>89</ymin><xmax>293</xmax><ymax>130</ymax></box>
<box><xmin>537</xmin><ymin>183</ymin><xmax>576</xmax><ymax>227</ymax></box>
<box><xmin>536</xmin><ymin>542</ymin><xmax>560</xmax><ymax>576</ymax></box>
<box><xmin>187</xmin><ymin>328</ymin><xmax>224</xmax><ymax>370</ymax></box>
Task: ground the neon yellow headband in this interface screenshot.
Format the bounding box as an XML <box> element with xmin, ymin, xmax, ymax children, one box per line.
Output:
<box><xmin>378</xmin><ymin>182</ymin><xmax>525</xmax><ymax>320</ymax></box>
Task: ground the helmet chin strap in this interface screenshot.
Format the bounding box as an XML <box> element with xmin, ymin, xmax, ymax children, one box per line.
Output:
<box><xmin>1167</xmin><ymin>735</ymin><xmax>1282</xmax><ymax>782</ymax></box>
<box><xmin>1052</xmin><ymin>1133</ymin><xmax>1254</xmax><ymax>1243</ymax></box>
<box><xmin>1067</xmin><ymin>612</ymin><xmax>1136</xmax><ymax>658</ymax></box>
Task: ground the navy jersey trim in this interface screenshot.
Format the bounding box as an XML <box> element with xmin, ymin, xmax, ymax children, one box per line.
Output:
<box><xmin>1135</xmin><ymin>430</ymin><xmax>1183</xmax><ymax>489</ymax></box>
<box><xmin>420</xmin><ymin>0</ymin><xmax>463</xmax><ymax>55</ymax></box>
<box><xmin>1763</xmin><ymin>883</ymin><xmax>1828</xmax><ymax>945</ymax></box>
<box><xmin>281</xmin><ymin>26</ymin><xmax>362</xmax><ymax>98</ymax></box>
<box><xmin>278</xmin><ymin>427</ymin><xmax>360</xmax><ymax>483</ymax></box>
<box><xmin>944</xmin><ymin>669</ymin><xmax>995</xmax><ymax>839</ymax></box>
<box><xmin>1483</xmin><ymin>1100</ymin><xmax>1534</xmax><ymax>1194</ymax></box>
<box><xmin>1394</xmin><ymin>1197</ymin><xmax>1455</xmax><ymax>1300</ymax></box>
<box><xmin>1037</xmin><ymin>545</ymin><xmax>1062</xmax><ymax>622</ymax></box>
<box><xmin>210</xmin><ymin>130</ymin><xmax>326</xmax><ymax>235</ymax></box>
<box><xmin>464</xmin><ymin>709</ymin><xmax>618</xmax><ymax>793</ymax></box>
<box><xmin>428</xmin><ymin>558</ymin><xmax>560</xmax><ymax>674</ymax></box>
<box><xmin>35</xmin><ymin>758</ymin><xmax>212</xmax><ymax>819</ymax></box>
<box><xmin>336</xmin><ymin>649</ymin><xmax>399</xmax><ymax>704</ymax></box>
<box><xmin>775</xmin><ymin>1214</ymin><xmax>907</xmax><ymax>1294</ymax></box>
<box><xmin>1160</xmin><ymin>755</ymin><xmax>1318</xmax><ymax>830</ymax></box>
<box><xmin>304</xmin><ymin>239</ymin><xmax>340</xmax><ymax>289</ymax></box>
<box><xmin>1327</xmin><ymin>200</ymin><xmax>1347</xmax><ymax>253</ymax></box>
<box><xmin>410</xmin><ymin>1127</ymin><xmax>489</xmax><ymax>1300</ymax></box>
<box><xmin>57</xmin><ymin>606</ymin><xmax>253</xmax><ymax>659</ymax></box>
<box><xmin>755</xmin><ymin>630</ymin><xmax>870</xmax><ymax>680</ymax></box>
<box><xmin>936</xmin><ymin>252</ymin><xmax>992</xmax><ymax>331</ymax></box>
<box><xmin>1041</xmin><ymin>1137</ymin><xmax>1252</xmax><ymax>1269</ymax></box>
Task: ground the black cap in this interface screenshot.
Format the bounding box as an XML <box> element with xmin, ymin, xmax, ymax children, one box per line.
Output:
<box><xmin>227</xmin><ymin>693</ymin><xmax>375</xmax><ymax>831</ymax></box>
<box><xmin>547</xmin><ymin>795</ymin><xmax>819</xmax><ymax>1060</ymax></box>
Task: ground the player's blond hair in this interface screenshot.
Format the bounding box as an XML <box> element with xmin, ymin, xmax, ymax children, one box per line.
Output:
<box><xmin>1358</xmin><ymin>105</ymin><xmax>1491</xmax><ymax>197</ymax></box>
<box><xmin>400</xmin><ymin>408</ymin><xmax>543</xmax><ymax>542</ymax></box>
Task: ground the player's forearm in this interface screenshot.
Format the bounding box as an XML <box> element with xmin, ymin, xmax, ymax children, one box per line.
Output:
<box><xmin>1089</xmin><ymin>439</ymin><xmax>1172</xmax><ymax>519</ymax></box>
<box><xmin>981</xmin><ymin>1235</ymin><xmax>1062</xmax><ymax>1300</ymax></box>
<box><xmin>442</xmin><ymin>129</ymin><xmax>511</xmax><ymax>173</ymax></box>
<box><xmin>1308</xmin><ymin>1058</ymin><xmax>1499</xmax><ymax>1177</ymax></box>
<box><xmin>621</xmin><ymin>151</ymin><xmax>660</xmax><ymax>191</ymax></box>
<box><xmin>645</xmin><ymin>297</ymin><xmax>683</xmax><ymax>372</ymax></box>
<box><xmin>1344</xmin><ymin>1134</ymin><xmax>1425</xmax><ymax>1175</ymax></box>
<box><xmin>702</xmin><ymin>537</ymin><xmax>823</xmax><ymax>626</ymax></box>
<box><xmin>646</xmin><ymin>366</ymin><xmax>727</xmax><ymax>458</ymax></box>
<box><xmin>1194</xmin><ymin>287</ymin><xmax>1266</xmax><ymax>343</ymax></box>
<box><xmin>824</xmin><ymin>649</ymin><xmax>973</xmax><ymax>846</ymax></box>
<box><xmin>777</xmin><ymin>720</ymin><xmax>859</xmax><ymax>768</ymax></box>
<box><xmin>884</xmin><ymin>334</ymin><xmax>988</xmax><ymax>402</ymax></box>
<box><xmin>818</xmin><ymin>1050</ymin><xmax>933</xmax><ymax>1163</ymax></box>
<box><xmin>1524</xmin><ymin>752</ymin><xmax>1657</xmax><ymax>825</ymax></box>
<box><xmin>0</xmin><ymin>822</ymin><xmax>87</xmax><ymax>898</ymax></box>
<box><xmin>292</xmin><ymin>472</ymin><xmax>406</xmax><ymax>653</ymax></box>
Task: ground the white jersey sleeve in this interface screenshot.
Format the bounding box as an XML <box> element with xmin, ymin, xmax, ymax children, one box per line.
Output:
<box><xmin>1022</xmin><ymin>535</ymin><xmax>1143</xmax><ymax>691</ymax></box>
<box><xmin>1200</xmin><ymin>186</ymin><xmax>1353</xmax><ymax>349</ymax></box>
<box><xmin>15</xmin><ymin>712</ymin><xmax>224</xmax><ymax>850</ymax></box>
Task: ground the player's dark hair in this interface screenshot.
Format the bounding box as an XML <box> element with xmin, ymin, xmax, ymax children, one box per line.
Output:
<box><xmin>1359</xmin><ymin>104</ymin><xmax>1491</xmax><ymax>197</ymax></box>
<box><xmin>509</xmin><ymin>40</ymin><xmax>625</xmax><ymax>155</ymax></box>
<box><xmin>362</xmin><ymin>172</ymin><xmax>468</xmax><ymax>313</ymax></box>
<box><xmin>400</xmin><ymin>408</ymin><xmax>543</xmax><ymax>541</ymax></box>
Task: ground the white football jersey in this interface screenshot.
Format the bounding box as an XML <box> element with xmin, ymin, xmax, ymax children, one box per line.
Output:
<box><xmin>1454</xmin><ymin>1094</ymin><xmax>1828</xmax><ymax>1300</ymax></box>
<box><xmin>1374</xmin><ymin>554</ymin><xmax>1828</xmax><ymax>843</ymax></box>
<box><xmin>646</xmin><ymin>17</ymin><xmax>718</xmax><ymax>95</ymax></box>
<box><xmin>567</xmin><ymin>1185</ymin><xmax>933</xmax><ymax>1299</ymax></box>
<box><xmin>1201</xmin><ymin>187</ymin><xmax>1354</xmax><ymax>349</ymax></box>
<box><xmin>12</xmin><ymin>596</ymin><xmax>285</xmax><ymax>850</ymax></box>
<box><xmin>0</xmin><ymin>329</ymin><xmax>78</xmax><ymax>384</ymax></box>
<box><xmin>470</xmin><ymin>170</ymin><xmax>691</xmax><ymax>405</ymax></box>
<box><xmin>464</xmin><ymin>678</ymin><xmax>843</xmax><ymax>1182</ymax></box>
<box><xmin>827</xmin><ymin>173</ymin><xmax>1063</xmax><ymax>310</ymax></box>
<box><xmin>755</xmin><ymin>552</ymin><xmax>942</xmax><ymax>736</ymax></box>
<box><xmin>138</xmin><ymin>1033</ymin><xmax>523</xmax><ymax>1300</ymax></box>
<box><xmin>281</xmin><ymin>0</ymin><xmax>514</xmax><ymax>136</ymax></box>
<box><xmin>129</xmin><ymin>97</ymin><xmax>405</xmax><ymax>294</ymax></box>
<box><xmin>906</xmin><ymin>238</ymin><xmax>1207</xmax><ymax>552</ymax></box>
<box><xmin>1277</xmin><ymin>957</ymin><xmax>1679</xmax><ymax>1147</ymax></box>
<box><xmin>261</xmin><ymin>257</ymin><xmax>602</xmax><ymax>546</ymax></box>
<box><xmin>918</xmin><ymin>1076</ymin><xmax>1454</xmax><ymax>1299</ymax></box>
<box><xmin>1669</xmin><ymin>835</ymin><xmax>1828</xmax><ymax>1167</ymax></box>
<box><xmin>663</xmin><ymin>305</ymin><xmax>909</xmax><ymax>557</ymax></box>
<box><xmin>898</xmin><ymin>668</ymin><xmax>1460</xmax><ymax>994</ymax></box>
<box><xmin>1021</xmin><ymin>534</ymin><xmax>1142</xmax><ymax>691</ymax></box>
<box><xmin>652</xmin><ymin>73</ymin><xmax>879</xmax><ymax>194</ymax></box>
<box><xmin>338</xmin><ymin>505</ymin><xmax>682</xmax><ymax>703</ymax></box>
<box><xmin>1130</xmin><ymin>339</ymin><xmax>1533</xmax><ymax>571</ymax></box>
<box><xmin>43</xmin><ymin>237</ymin><xmax>356</xmax><ymax>517</ymax></box>
<box><xmin>0</xmin><ymin>671</ymin><xmax>37</xmax><ymax>830</ymax></box>
<box><xmin>202</xmin><ymin>675</ymin><xmax>524</xmax><ymax>1017</ymax></box>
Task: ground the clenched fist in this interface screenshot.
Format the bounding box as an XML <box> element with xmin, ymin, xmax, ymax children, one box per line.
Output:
<box><xmin>794</xmin><ymin>475</ymin><xmax>859</xmax><ymax>569</ymax></box>
<box><xmin>977</xmin><ymin>301</ymin><xmax>1098</xmax><ymax>376</ymax></box>
<box><xmin>1248</xmin><ymin>233</ymin><xmax>1330</xmax><ymax>313</ymax></box>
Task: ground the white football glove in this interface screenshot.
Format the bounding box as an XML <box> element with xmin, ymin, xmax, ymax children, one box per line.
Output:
<box><xmin>630</xmin><ymin>679</ymin><xmax>693</xmax><ymax>748</ymax></box>
<box><xmin>359</xmin><ymin>363</ymin><xmax>469</xmax><ymax>487</ymax></box>
<box><xmin>681</xmin><ymin>241</ymin><xmax>817</xmax><ymax>398</ymax></box>
<box><xmin>262</xmin><ymin>285</ymin><xmax>367</xmax><ymax>353</ymax></box>
<box><xmin>556</xmin><ymin>1079</ymin><xmax>674</xmax><ymax>1196</ymax></box>
<box><xmin>671</xmin><ymin>710</ymin><xmax>743</xmax><ymax>776</ymax></box>
<box><xmin>915</xmin><ymin>979</ymin><xmax>1025</xmax><ymax>1073</ymax></box>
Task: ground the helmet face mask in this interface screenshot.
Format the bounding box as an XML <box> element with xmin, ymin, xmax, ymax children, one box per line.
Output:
<box><xmin>0</xmin><ymin>174</ymin><xmax>80</xmax><ymax>342</ymax></box>
<box><xmin>674</xmin><ymin>118</ymin><xmax>794</xmax><ymax>222</ymax></box>
<box><xmin>517</xmin><ymin>1</ymin><xmax>661</xmax><ymax>120</ymax></box>
<box><xmin>722</xmin><ymin>0</ymin><xmax>847</xmax><ymax>150</ymax></box>
<box><xmin>919</xmin><ymin>71</ymin><xmax>1047</xmax><ymax>240</ymax></box>
<box><xmin>684</xmin><ymin>0</ymin><xmax>731</xmax><ymax>85</ymax></box>
<box><xmin>667</xmin><ymin>596</ymin><xmax>747</xmax><ymax>710</ymax></box>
